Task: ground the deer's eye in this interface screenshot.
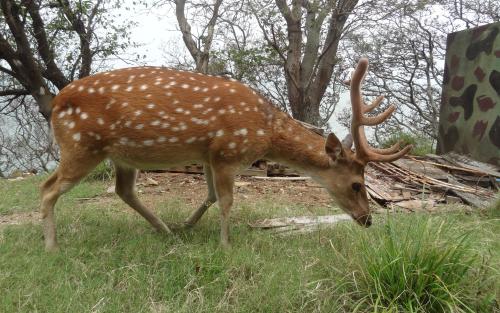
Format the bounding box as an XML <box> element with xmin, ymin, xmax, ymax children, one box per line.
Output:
<box><xmin>352</xmin><ymin>182</ymin><xmax>362</xmax><ymax>192</ymax></box>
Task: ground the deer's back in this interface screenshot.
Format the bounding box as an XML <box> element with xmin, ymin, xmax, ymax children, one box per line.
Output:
<box><xmin>50</xmin><ymin>67</ymin><xmax>274</xmax><ymax>169</ymax></box>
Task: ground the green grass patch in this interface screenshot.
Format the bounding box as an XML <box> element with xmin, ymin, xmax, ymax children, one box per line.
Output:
<box><xmin>0</xmin><ymin>177</ymin><xmax>498</xmax><ymax>312</ymax></box>
<box><xmin>342</xmin><ymin>215</ymin><xmax>497</xmax><ymax>312</ymax></box>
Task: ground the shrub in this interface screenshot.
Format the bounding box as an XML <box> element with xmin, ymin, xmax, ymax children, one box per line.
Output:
<box><xmin>339</xmin><ymin>216</ymin><xmax>497</xmax><ymax>312</ymax></box>
<box><xmin>85</xmin><ymin>161</ymin><xmax>114</xmax><ymax>182</ymax></box>
<box><xmin>380</xmin><ymin>132</ymin><xmax>434</xmax><ymax>156</ymax></box>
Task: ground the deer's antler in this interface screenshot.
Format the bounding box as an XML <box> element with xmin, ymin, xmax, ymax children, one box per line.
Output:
<box><xmin>350</xmin><ymin>58</ymin><xmax>412</xmax><ymax>163</ymax></box>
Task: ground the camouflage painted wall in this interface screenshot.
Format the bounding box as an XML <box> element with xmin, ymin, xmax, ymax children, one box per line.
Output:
<box><xmin>437</xmin><ymin>22</ymin><xmax>500</xmax><ymax>165</ymax></box>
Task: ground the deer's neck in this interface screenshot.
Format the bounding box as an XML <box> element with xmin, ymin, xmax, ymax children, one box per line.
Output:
<box><xmin>267</xmin><ymin>114</ymin><xmax>330</xmax><ymax>174</ymax></box>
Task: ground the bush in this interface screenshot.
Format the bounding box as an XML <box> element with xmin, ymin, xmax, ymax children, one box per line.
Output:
<box><xmin>380</xmin><ymin>132</ymin><xmax>434</xmax><ymax>156</ymax></box>
<box><xmin>85</xmin><ymin>161</ymin><xmax>114</xmax><ymax>182</ymax></box>
<box><xmin>339</xmin><ymin>216</ymin><xmax>497</xmax><ymax>312</ymax></box>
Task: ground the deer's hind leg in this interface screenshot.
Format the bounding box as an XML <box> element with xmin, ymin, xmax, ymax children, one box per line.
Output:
<box><xmin>40</xmin><ymin>152</ymin><xmax>105</xmax><ymax>251</ymax></box>
<box><xmin>114</xmin><ymin>164</ymin><xmax>172</xmax><ymax>234</ymax></box>
<box><xmin>184</xmin><ymin>164</ymin><xmax>217</xmax><ymax>227</ymax></box>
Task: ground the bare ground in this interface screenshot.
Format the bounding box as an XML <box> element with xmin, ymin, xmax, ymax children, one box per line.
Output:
<box><xmin>0</xmin><ymin>172</ymin><xmax>332</xmax><ymax>228</ymax></box>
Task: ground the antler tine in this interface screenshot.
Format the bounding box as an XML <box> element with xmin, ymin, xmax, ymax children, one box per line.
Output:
<box><xmin>349</xmin><ymin>58</ymin><xmax>369</xmax><ymax>159</ymax></box>
<box><xmin>349</xmin><ymin>58</ymin><xmax>412</xmax><ymax>163</ymax></box>
<box><xmin>363</xmin><ymin>95</ymin><xmax>384</xmax><ymax>113</ymax></box>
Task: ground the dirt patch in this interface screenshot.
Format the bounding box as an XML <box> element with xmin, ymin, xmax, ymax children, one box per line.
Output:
<box><xmin>134</xmin><ymin>172</ymin><xmax>332</xmax><ymax>209</ymax></box>
<box><xmin>0</xmin><ymin>211</ymin><xmax>39</xmax><ymax>228</ymax></box>
<box><xmin>0</xmin><ymin>172</ymin><xmax>334</xmax><ymax>228</ymax></box>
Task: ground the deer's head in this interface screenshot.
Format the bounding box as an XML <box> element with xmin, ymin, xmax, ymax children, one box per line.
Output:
<box><xmin>315</xmin><ymin>58</ymin><xmax>412</xmax><ymax>227</ymax></box>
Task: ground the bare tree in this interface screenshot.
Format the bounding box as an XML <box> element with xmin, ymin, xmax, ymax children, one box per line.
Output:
<box><xmin>0</xmin><ymin>0</ymin><xmax>132</xmax><ymax>122</ymax></box>
<box><xmin>167</xmin><ymin>0</ymin><xmax>224</xmax><ymax>74</ymax></box>
<box><xmin>339</xmin><ymin>0</ymin><xmax>499</xmax><ymax>142</ymax></box>
<box><xmin>0</xmin><ymin>100</ymin><xmax>58</xmax><ymax>175</ymax></box>
<box><xmin>249</xmin><ymin>0</ymin><xmax>359</xmax><ymax>126</ymax></box>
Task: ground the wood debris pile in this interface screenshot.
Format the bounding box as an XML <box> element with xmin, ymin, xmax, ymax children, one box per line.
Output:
<box><xmin>365</xmin><ymin>152</ymin><xmax>498</xmax><ymax>210</ymax></box>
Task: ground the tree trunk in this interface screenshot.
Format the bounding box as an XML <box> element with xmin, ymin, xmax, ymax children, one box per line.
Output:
<box><xmin>35</xmin><ymin>93</ymin><xmax>54</xmax><ymax>123</ymax></box>
<box><xmin>290</xmin><ymin>96</ymin><xmax>321</xmax><ymax>125</ymax></box>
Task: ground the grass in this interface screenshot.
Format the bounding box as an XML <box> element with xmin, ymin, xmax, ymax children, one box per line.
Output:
<box><xmin>0</xmin><ymin>175</ymin><xmax>498</xmax><ymax>312</ymax></box>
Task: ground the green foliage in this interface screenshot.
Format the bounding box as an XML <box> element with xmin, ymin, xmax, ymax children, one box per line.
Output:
<box><xmin>380</xmin><ymin>131</ymin><xmax>434</xmax><ymax>156</ymax></box>
<box><xmin>0</xmin><ymin>176</ymin><xmax>498</xmax><ymax>312</ymax></box>
<box><xmin>84</xmin><ymin>161</ymin><xmax>114</xmax><ymax>182</ymax></box>
<box><xmin>345</xmin><ymin>216</ymin><xmax>494</xmax><ymax>312</ymax></box>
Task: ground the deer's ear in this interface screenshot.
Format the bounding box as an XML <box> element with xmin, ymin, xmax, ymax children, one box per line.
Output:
<box><xmin>325</xmin><ymin>133</ymin><xmax>345</xmax><ymax>161</ymax></box>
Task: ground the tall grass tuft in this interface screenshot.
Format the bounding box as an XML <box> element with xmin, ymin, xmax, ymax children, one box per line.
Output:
<box><xmin>84</xmin><ymin>161</ymin><xmax>114</xmax><ymax>181</ymax></box>
<box><xmin>343</xmin><ymin>216</ymin><xmax>496</xmax><ymax>313</ymax></box>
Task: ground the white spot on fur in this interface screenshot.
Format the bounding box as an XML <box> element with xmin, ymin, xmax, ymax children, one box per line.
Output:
<box><xmin>68</xmin><ymin>121</ymin><xmax>75</xmax><ymax>129</ymax></box>
<box><xmin>143</xmin><ymin>140</ymin><xmax>154</xmax><ymax>146</ymax></box>
<box><xmin>257</xmin><ymin>129</ymin><xmax>265</xmax><ymax>136</ymax></box>
<box><xmin>229</xmin><ymin>89</ymin><xmax>236</xmax><ymax>93</ymax></box>
<box><xmin>121</xmin><ymin>102</ymin><xmax>129</xmax><ymax>107</ymax></box>
<box><xmin>88</xmin><ymin>88</ymin><xmax>95</xmax><ymax>93</ymax></box>
<box><xmin>72</xmin><ymin>133</ymin><xmax>81</xmax><ymax>141</ymax></box>
<box><xmin>228</xmin><ymin>142</ymin><xmax>236</xmax><ymax>149</ymax></box>
<box><xmin>175</xmin><ymin>108</ymin><xmax>184</xmax><ymax>113</ymax></box>
<box><xmin>136</xmin><ymin>124</ymin><xmax>144</xmax><ymax>129</ymax></box>
<box><xmin>78</xmin><ymin>86</ymin><xmax>85</xmax><ymax>92</ymax></box>
<box><xmin>126</xmin><ymin>86</ymin><xmax>133</xmax><ymax>92</ymax></box>
<box><xmin>97</xmin><ymin>118</ymin><xmax>104</xmax><ymax>125</ymax></box>
<box><xmin>150</xmin><ymin>120</ymin><xmax>160</xmax><ymax>126</ymax></box>
<box><xmin>169</xmin><ymin>137</ymin><xmax>178</xmax><ymax>143</ymax></box>
<box><xmin>185</xmin><ymin>137</ymin><xmax>196</xmax><ymax>144</ymax></box>
<box><xmin>216</xmin><ymin>129</ymin><xmax>224</xmax><ymax>137</ymax></box>
<box><xmin>234</xmin><ymin>128</ymin><xmax>248</xmax><ymax>136</ymax></box>
<box><xmin>111</xmin><ymin>85</ymin><xmax>120</xmax><ymax>91</ymax></box>
<box><xmin>134</xmin><ymin>110</ymin><xmax>142</xmax><ymax>116</ymax></box>
<box><xmin>140</xmin><ymin>84</ymin><xmax>148</xmax><ymax>91</ymax></box>
<box><xmin>147</xmin><ymin>103</ymin><xmax>155</xmax><ymax>109</ymax></box>
<box><xmin>157</xmin><ymin>136</ymin><xmax>166</xmax><ymax>143</ymax></box>
<box><xmin>80</xmin><ymin>112</ymin><xmax>88</xmax><ymax>120</ymax></box>
<box><xmin>218</xmin><ymin>109</ymin><xmax>226</xmax><ymax>114</ymax></box>
<box><xmin>98</xmin><ymin>87</ymin><xmax>105</xmax><ymax>94</ymax></box>
<box><xmin>181</xmin><ymin>84</ymin><xmax>189</xmax><ymax>89</ymax></box>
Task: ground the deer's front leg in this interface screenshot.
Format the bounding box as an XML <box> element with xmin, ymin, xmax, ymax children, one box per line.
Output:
<box><xmin>211</xmin><ymin>163</ymin><xmax>237</xmax><ymax>248</ymax></box>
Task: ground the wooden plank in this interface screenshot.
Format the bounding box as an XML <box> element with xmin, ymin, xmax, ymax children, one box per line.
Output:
<box><xmin>249</xmin><ymin>214</ymin><xmax>351</xmax><ymax>229</ymax></box>
<box><xmin>240</xmin><ymin>168</ymin><xmax>267</xmax><ymax>177</ymax></box>
<box><xmin>434</xmin><ymin>153</ymin><xmax>500</xmax><ymax>177</ymax></box>
<box><xmin>393</xmin><ymin>158</ymin><xmax>449</xmax><ymax>180</ymax></box>
<box><xmin>251</xmin><ymin>176</ymin><xmax>310</xmax><ymax>181</ymax></box>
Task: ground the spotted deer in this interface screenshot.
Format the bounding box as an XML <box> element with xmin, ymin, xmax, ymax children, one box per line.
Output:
<box><xmin>40</xmin><ymin>58</ymin><xmax>411</xmax><ymax>251</ymax></box>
